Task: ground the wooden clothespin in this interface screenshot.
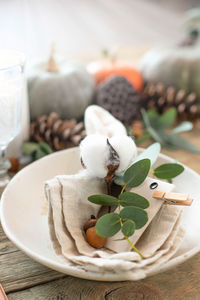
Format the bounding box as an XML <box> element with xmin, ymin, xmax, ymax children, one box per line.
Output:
<box><xmin>153</xmin><ymin>191</ymin><xmax>193</xmax><ymax>206</ymax></box>
<box><xmin>0</xmin><ymin>284</ymin><xmax>8</xmax><ymax>300</ymax></box>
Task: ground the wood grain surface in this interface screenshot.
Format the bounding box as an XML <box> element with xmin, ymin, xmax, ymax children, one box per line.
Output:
<box><xmin>0</xmin><ymin>129</ymin><xmax>199</xmax><ymax>300</ymax></box>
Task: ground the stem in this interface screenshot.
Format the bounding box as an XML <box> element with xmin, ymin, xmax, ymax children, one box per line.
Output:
<box><xmin>46</xmin><ymin>42</ymin><xmax>59</xmax><ymax>73</ymax></box>
<box><xmin>120</xmin><ymin>183</ymin><xmax>127</xmax><ymax>195</ymax></box>
<box><xmin>118</xmin><ymin>185</ymin><xmax>145</xmax><ymax>259</ymax></box>
<box><xmin>106</xmin><ymin>181</ymin><xmax>112</xmax><ymax>213</ymax></box>
<box><xmin>125</xmin><ymin>236</ymin><xmax>145</xmax><ymax>259</ymax></box>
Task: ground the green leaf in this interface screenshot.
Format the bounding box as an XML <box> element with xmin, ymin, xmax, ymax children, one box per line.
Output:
<box><xmin>39</xmin><ymin>142</ymin><xmax>53</xmax><ymax>154</ymax></box>
<box><xmin>121</xmin><ymin>219</ymin><xmax>135</xmax><ymax>237</ymax></box>
<box><xmin>165</xmin><ymin>134</ymin><xmax>200</xmax><ymax>154</ymax></box>
<box><xmin>95</xmin><ymin>213</ymin><xmax>121</xmax><ymax>237</ymax></box>
<box><xmin>157</xmin><ymin>108</ymin><xmax>177</xmax><ymax>129</ymax></box>
<box><xmin>153</xmin><ymin>163</ymin><xmax>184</xmax><ymax>179</ymax></box>
<box><xmin>141</xmin><ymin>109</ymin><xmax>165</xmax><ymax>143</ymax></box>
<box><xmin>120</xmin><ymin>206</ymin><xmax>148</xmax><ymax>229</ymax></box>
<box><xmin>114</xmin><ymin>175</ymin><xmax>126</xmax><ymax>186</ymax></box>
<box><xmin>147</xmin><ymin>127</ymin><xmax>164</xmax><ymax>144</ymax></box>
<box><xmin>123</xmin><ymin>159</ymin><xmax>151</xmax><ymax>188</ymax></box>
<box><xmin>119</xmin><ymin>192</ymin><xmax>149</xmax><ymax>209</ymax></box>
<box><xmin>88</xmin><ymin>194</ymin><xmax>118</xmax><ymax>206</ymax></box>
<box><xmin>22</xmin><ymin>142</ymin><xmax>38</xmax><ymax>155</ymax></box>
<box><xmin>135</xmin><ymin>132</ymin><xmax>151</xmax><ymax>145</ymax></box>
<box><xmin>135</xmin><ymin>143</ymin><xmax>161</xmax><ymax>166</ymax></box>
<box><xmin>167</xmin><ymin>178</ymin><xmax>173</xmax><ymax>183</ymax></box>
<box><xmin>146</xmin><ymin>109</ymin><xmax>160</xmax><ymax>128</ymax></box>
<box><xmin>33</xmin><ymin>147</ymin><xmax>47</xmax><ymax>161</ymax></box>
<box><xmin>172</xmin><ymin>122</ymin><xmax>193</xmax><ymax>134</ymax></box>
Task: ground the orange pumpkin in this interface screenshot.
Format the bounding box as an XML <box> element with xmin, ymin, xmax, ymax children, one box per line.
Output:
<box><xmin>87</xmin><ymin>58</ymin><xmax>143</xmax><ymax>91</ymax></box>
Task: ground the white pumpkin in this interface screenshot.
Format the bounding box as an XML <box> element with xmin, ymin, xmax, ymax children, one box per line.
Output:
<box><xmin>139</xmin><ymin>45</ymin><xmax>200</xmax><ymax>99</ymax></box>
<box><xmin>28</xmin><ymin>56</ymin><xmax>95</xmax><ymax>120</ymax></box>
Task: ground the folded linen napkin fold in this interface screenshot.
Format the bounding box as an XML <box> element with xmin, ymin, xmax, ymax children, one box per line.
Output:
<box><xmin>45</xmin><ymin>172</ymin><xmax>184</xmax><ymax>277</ymax></box>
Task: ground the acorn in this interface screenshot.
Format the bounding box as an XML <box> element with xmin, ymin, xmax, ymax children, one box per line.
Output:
<box><xmin>83</xmin><ymin>215</ymin><xmax>107</xmax><ymax>249</ymax></box>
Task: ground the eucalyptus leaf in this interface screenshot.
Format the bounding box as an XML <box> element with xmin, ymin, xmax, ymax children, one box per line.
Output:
<box><xmin>172</xmin><ymin>122</ymin><xmax>193</xmax><ymax>134</ymax></box>
<box><xmin>141</xmin><ymin>109</ymin><xmax>164</xmax><ymax>143</ymax></box>
<box><xmin>88</xmin><ymin>194</ymin><xmax>118</xmax><ymax>206</ymax></box>
<box><xmin>120</xmin><ymin>206</ymin><xmax>148</xmax><ymax>229</ymax></box>
<box><xmin>167</xmin><ymin>178</ymin><xmax>173</xmax><ymax>183</ymax></box>
<box><xmin>96</xmin><ymin>213</ymin><xmax>121</xmax><ymax>237</ymax></box>
<box><xmin>146</xmin><ymin>109</ymin><xmax>160</xmax><ymax>128</ymax></box>
<box><xmin>166</xmin><ymin>134</ymin><xmax>200</xmax><ymax>154</ymax></box>
<box><xmin>123</xmin><ymin>159</ymin><xmax>151</xmax><ymax>188</ymax></box>
<box><xmin>22</xmin><ymin>142</ymin><xmax>38</xmax><ymax>155</ymax></box>
<box><xmin>147</xmin><ymin>127</ymin><xmax>164</xmax><ymax>144</ymax></box>
<box><xmin>114</xmin><ymin>175</ymin><xmax>126</xmax><ymax>186</ymax></box>
<box><xmin>33</xmin><ymin>147</ymin><xmax>47</xmax><ymax>161</ymax></box>
<box><xmin>141</xmin><ymin>108</ymin><xmax>151</xmax><ymax>128</ymax></box>
<box><xmin>119</xmin><ymin>192</ymin><xmax>149</xmax><ymax>209</ymax></box>
<box><xmin>153</xmin><ymin>163</ymin><xmax>184</xmax><ymax>179</ymax></box>
<box><xmin>39</xmin><ymin>142</ymin><xmax>53</xmax><ymax>154</ymax></box>
<box><xmin>121</xmin><ymin>219</ymin><xmax>135</xmax><ymax>237</ymax></box>
<box><xmin>135</xmin><ymin>143</ymin><xmax>161</xmax><ymax>166</ymax></box>
<box><xmin>135</xmin><ymin>132</ymin><xmax>151</xmax><ymax>145</ymax></box>
<box><xmin>157</xmin><ymin>108</ymin><xmax>176</xmax><ymax>129</ymax></box>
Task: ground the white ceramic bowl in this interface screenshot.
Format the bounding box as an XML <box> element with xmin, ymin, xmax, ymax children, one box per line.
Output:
<box><xmin>1</xmin><ymin>147</ymin><xmax>200</xmax><ymax>281</ymax></box>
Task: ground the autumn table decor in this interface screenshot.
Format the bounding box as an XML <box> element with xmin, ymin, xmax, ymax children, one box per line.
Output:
<box><xmin>139</xmin><ymin>8</ymin><xmax>200</xmax><ymax>100</ymax></box>
<box><xmin>28</xmin><ymin>45</ymin><xmax>95</xmax><ymax>120</ymax></box>
<box><xmin>44</xmin><ymin>105</ymin><xmax>193</xmax><ymax>279</ymax></box>
<box><xmin>87</xmin><ymin>49</ymin><xmax>143</xmax><ymax>91</ymax></box>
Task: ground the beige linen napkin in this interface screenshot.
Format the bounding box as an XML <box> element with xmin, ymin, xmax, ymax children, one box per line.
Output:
<box><xmin>46</xmin><ymin>173</ymin><xmax>184</xmax><ymax>277</ymax></box>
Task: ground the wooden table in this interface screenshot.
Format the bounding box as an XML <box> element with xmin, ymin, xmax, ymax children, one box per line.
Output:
<box><xmin>1</xmin><ymin>129</ymin><xmax>200</xmax><ymax>299</ymax></box>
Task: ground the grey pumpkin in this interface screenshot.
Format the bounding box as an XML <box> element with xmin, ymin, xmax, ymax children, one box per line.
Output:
<box><xmin>139</xmin><ymin>45</ymin><xmax>200</xmax><ymax>101</ymax></box>
<box><xmin>28</xmin><ymin>54</ymin><xmax>95</xmax><ymax>120</ymax></box>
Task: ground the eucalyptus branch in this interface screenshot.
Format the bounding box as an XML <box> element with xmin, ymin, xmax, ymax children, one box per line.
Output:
<box><xmin>117</xmin><ymin>184</ymin><xmax>145</xmax><ymax>259</ymax></box>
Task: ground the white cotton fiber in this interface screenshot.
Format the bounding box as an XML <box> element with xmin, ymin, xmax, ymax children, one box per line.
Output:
<box><xmin>109</xmin><ymin>136</ymin><xmax>137</xmax><ymax>175</ymax></box>
<box><xmin>80</xmin><ymin>134</ymin><xmax>108</xmax><ymax>178</ymax></box>
<box><xmin>80</xmin><ymin>134</ymin><xmax>137</xmax><ymax>178</ymax></box>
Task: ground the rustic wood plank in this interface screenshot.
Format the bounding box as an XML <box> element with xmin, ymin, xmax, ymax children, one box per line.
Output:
<box><xmin>0</xmin><ymin>244</ymin><xmax>66</xmax><ymax>293</ymax></box>
<box><xmin>0</xmin><ymin>223</ymin><xmax>66</xmax><ymax>293</ymax></box>
<box><xmin>7</xmin><ymin>252</ymin><xmax>200</xmax><ymax>300</ymax></box>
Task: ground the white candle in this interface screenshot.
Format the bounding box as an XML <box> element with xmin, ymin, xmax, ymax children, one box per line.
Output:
<box><xmin>0</xmin><ymin>50</ymin><xmax>30</xmax><ymax>157</ymax></box>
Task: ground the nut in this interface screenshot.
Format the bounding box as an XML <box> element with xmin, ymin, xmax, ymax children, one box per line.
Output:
<box><xmin>83</xmin><ymin>216</ymin><xmax>107</xmax><ymax>249</ymax></box>
<box><xmin>85</xmin><ymin>226</ymin><xmax>107</xmax><ymax>249</ymax></box>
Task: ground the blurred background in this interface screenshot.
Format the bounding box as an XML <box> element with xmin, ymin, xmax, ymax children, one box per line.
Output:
<box><xmin>0</xmin><ymin>0</ymin><xmax>199</xmax><ymax>58</ymax></box>
<box><xmin>1</xmin><ymin>0</ymin><xmax>200</xmax><ymax>176</ymax></box>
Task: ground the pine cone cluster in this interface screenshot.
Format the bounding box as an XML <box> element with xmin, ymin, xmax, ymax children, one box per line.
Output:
<box><xmin>141</xmin><ymin>82</ymin><xmax>200</xmax><ymax>121</ymax></box>
<box><xmin>30</xmin><ymin>112</ymin><xmax>86</xmax><ymax>151</ymax></box>
<box><xmin>95</xmin><ymin>75</ymin><xmax>141</xmax><ymax>125</ymax></box>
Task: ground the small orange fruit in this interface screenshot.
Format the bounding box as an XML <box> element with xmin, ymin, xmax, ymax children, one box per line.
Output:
<box><xmin>85</xmin><ymin>226</ymin><xmax>107</xmax><ymax>249</ymax></box>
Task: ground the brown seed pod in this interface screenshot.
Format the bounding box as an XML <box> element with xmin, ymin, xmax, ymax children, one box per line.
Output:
<box><xmin>8</xmin><ymin>157</ymin><xmax>19</xmax><ymax>172</ymax></box>
<box><xmin>83</xmin><ymin>216</ymin><xmax>107</xmax><ymax>249</ymax></box>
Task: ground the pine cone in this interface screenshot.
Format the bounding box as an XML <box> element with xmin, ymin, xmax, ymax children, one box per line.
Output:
<box><xmin>30</xmin><ymin>112</ymin><xmax>86</xmax><ymax>151</ymax></box>
<box><xmin>95</xmin><ymin>75</ymin><xmax>141</xmax><ymax>125</ymax></box>
<box><xmin>141</xmin><ymin>82</ymin><xmax>200</xmax><ymax>121</ymax></box>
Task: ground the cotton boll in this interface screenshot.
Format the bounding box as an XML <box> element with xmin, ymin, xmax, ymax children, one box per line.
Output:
<box><xmin>80</xmin><ymin>135</ymin><xmax>108</xmax><ymax>178</ymax></box>
<box><xmin>109</xmin><ymin>136</ymin><xmax>137</xmax><ymax>175</ymax></box>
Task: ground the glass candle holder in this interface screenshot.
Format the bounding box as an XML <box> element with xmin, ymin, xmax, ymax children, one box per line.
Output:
<box><xmin>0</xmin><ymin>50</ymin><xmax>25</xmax><ymax>187</ymax></box>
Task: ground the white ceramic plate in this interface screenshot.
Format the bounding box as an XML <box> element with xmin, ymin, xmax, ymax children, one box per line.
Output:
<box><xmin>1</xmin><ymin>147</ymin><xmax>200</xmax><ymax>281</ymax></box>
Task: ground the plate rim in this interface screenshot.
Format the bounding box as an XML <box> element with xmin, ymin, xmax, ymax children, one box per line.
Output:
<box><xmin>1</xmin><ymin>147</ymin><xmax>200</xmax><ymax>281</ymax></box>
